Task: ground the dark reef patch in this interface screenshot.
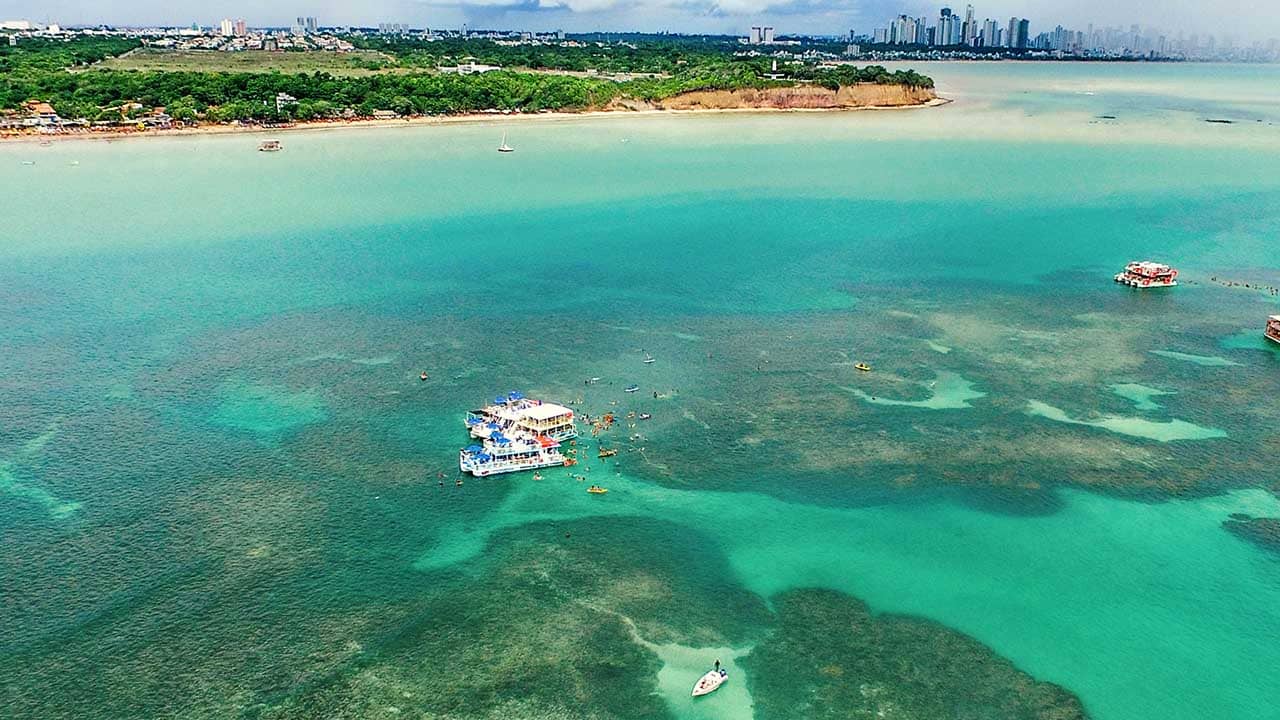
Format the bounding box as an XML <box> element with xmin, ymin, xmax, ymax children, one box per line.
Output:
<box><xmin>261</xmin><ymin>516</ymin><xmax>771</xmax><ymax>719</ymax></box>
<box><xmin>1224</xmin><ymin>514</ymin><xmax>1280</xmax><ymax>555</ymax></box>
<box><xmin>741</xmin><ymin>588</ymin><xmax>1089</xmax><ymax>720</ymax></box>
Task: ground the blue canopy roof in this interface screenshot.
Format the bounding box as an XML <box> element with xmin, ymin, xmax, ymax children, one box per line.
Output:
<box><xmin>466</xmin><ymin>417</ymin><xmax>481</xmax><ymax>425</ymax></box>
<box><xmin>476</xmin><ymin>453</ymin><xmax>492</xmax><ymax>462</ymax></box>
<box><xmin>508</xmin><ymin>391</ymin><xmax>525</xmax><ymax>400</ymax></box>
<box><xmin>486</xmin><ymin>421</ymin><xmax>500</xmax><ymax>429</ymax></box>
<box><xmin>495</xmin><ymin>396</ymin><xmax>507</xmax><ymax>405</ymax></box>
<box><xmin>465</xmin><ymin>445</ymin><xmax>482</xmax><ymax>453</ymax></box>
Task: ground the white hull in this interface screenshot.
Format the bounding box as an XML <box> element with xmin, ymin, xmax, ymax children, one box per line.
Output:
<box><xmin>1114</xmin><ymin>273</ymin><xmax>1177</xmax><ymax>288</ymax></box>
<box><xmin>692</xmin><ymin>670</ymin><xmax>727</xmax><ymax>697</ymax></box>
<box><xmin>459</xmin><ymin>451</ymin><xmax>565</xmax><ymax>477</ymax></box>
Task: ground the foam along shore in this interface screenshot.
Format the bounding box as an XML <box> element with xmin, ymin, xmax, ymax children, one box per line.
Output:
<box><xmin>0</xmin><ymin>89</ymin><xmax>946</xmax><ymax>145</ymax></box>
<box><xmin>1026</xmin><ymin>400</ymin><xmax>1226</xmax><ymax>442</ymax></box>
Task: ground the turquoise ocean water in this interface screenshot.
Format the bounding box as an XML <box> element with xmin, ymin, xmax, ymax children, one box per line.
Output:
<box><xmin>2</xmin><ymin>63</ymin><xmax>1280</xmax><ymax>719</ymax></box>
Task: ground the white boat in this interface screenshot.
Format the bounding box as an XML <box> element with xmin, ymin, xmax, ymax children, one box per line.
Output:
<box><xmin>624</xmin><ymin>385</ymin><xmax>640</xmax><ymax>393</ymax></box>
<box><xmin>497</xmin><ymin>132</ymin><xmax>514</xmax><ymax>153</ymax></box>
<box><xmin>258</xmin><ymin>140</ymin><xmax>282</xmax><ymax>152</ymax></box>
<box><xmin>1114</xmin><ymin>260</ymin><xmax>1177</xmax><ymax>288</ymax></box>
<box><xmin>459</xmin><ymin>432</ymin><xmax>567</xmax><ymax>477</ymax></box>
<box><xmin>692</xmin><ymin>669</ymin><xmax>727</xmax><ymax>697</ymax></box>
<box><xmin>465</xmin><ymin>392</ymin><xmax>577</xmax><ymax>442</ymax></box>
<box><xmin>642</xmin><ymin>353</ymin><xmax>656</xmax><ymax>364</ymax></box>
<box><xmin>1266</xmin><ymin>315</ymin><xmax>1280</xmax><ymax>345</ymax></box>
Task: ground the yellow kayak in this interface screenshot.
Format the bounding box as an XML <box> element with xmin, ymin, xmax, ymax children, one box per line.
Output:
<box><xmin>587</xmin><ymin>486</ymin><xmax>608</xmax><ymax>494</ymax></box>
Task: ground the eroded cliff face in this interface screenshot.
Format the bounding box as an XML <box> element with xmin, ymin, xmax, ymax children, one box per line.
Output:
<box><xmin>649</xmin><ymin>83</ymin><xmax>937</xmax><ymax>111</ymax></box>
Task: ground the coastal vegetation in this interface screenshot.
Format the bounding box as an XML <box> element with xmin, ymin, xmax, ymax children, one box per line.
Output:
<box><xmin>0</xmin><ymin>35</ymin><xmax>934</xmax><ymax>127</ymax></box>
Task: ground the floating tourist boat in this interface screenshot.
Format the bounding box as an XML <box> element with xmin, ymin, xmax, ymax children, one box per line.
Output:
<box><xmin>497</xmin><ymin>132</ymin><xmax>514</xmax><ymax>153</ymax></box>
<box><xmin>624</xmin><ymin>385</ymin><xmax>640</xmax><ymax>393</ymax></box>
<box><xmin>587</xmin><ymin>485</ymin><xmax>608</xmax><ymax>494</ymax></box>
<box><xmin>458</xmin><ymin>432</ymin><xmax>566</xmax><ymax>477</ymax></box>
<box><xmin>466</xmin><ymin>392</ymin><xmax>577</xmax><ymax>442</ymax></box>
<box><xmin>258</xmin><ymin>140</ymin><xmax>282</xmax><ymax>152</ymax></box>
<box><xmin>642</xmin><ymin>353</ymin><xmax>656</xmax><ymax>364</ymax></box>
<box><xmin>419</xmin><ymin>371</ymin><xmax>429</xmax><ymax>381</ymax></box>
<box><xmin>1267</xmin><ymin>315</ymin><xmax>1280</xmax><ymax>345</ymax></box>
<box><xmin>692</xmin><ymin>669</ymin><xmax>728</xmax><ymax>697</ymax></box>
<box><xmin>638</xmin><ymin>413</ymin><xmax>652</xmax><ymax>420</ymax></box>
<box><xmin>1114</xmin><ymin>260</ymin><xmax>1178</xmax><ymax>288</ymax></box>
<box><xmin>598</xmin><ymin>448</ymin><xmax>618</xmax><ymax>458</ymax></box>
<box><xmin>855</xmin><ymin>363</ymin><xmax>872</xmax><ymax>372</ymax></box>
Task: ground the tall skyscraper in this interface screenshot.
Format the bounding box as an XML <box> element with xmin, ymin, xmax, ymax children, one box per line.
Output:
<box><xmin>1007</xmin><ymin>17</ymin><xmax>1018</xmax><ymax>48</ymax></box>
<box><xmin>234</xmin><ymin>19</ymin><xmax>246</xmax><ymax>37</ymax></box>
<box><xmin>305</xmin><ymin>17</ymin><xmax>318</xmax><ymax>34</ymax></box>
<box><xmin>219</xmin><ymin>18</ymin><xmax>233</xmax><ymax>36</ymax></box>
<box><xmin>1016</xmin><ymin>19</ymin><xmax>1030</xmax><ymax>49</ymax></box>
<box><xmin>963</xmin><ymin>5</ymin><xmax>977</xmax><ymax>46</ymax></box>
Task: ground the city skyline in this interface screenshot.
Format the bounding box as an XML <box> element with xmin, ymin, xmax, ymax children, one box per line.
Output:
<box><xmin>4</xmin><ymin>0</ymin><xmax>1279</xmax><ymax>42</ymax></box>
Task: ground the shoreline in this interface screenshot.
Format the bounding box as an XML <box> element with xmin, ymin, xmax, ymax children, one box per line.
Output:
<box><xmin>0</xmin><ymin>97</ymin><xmax>951</xmax><ymax>145</ymax></box>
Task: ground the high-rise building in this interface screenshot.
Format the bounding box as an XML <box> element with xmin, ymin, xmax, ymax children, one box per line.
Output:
<box><xmin>1007</xmin><ymin>17</ymin><xmax>1018</xmax><ymax>48</ymax></box>
<box><xmin>305</xmin><ymin>17</ymin><xmax>317</xmax><ymax>34</ymax></box>
<box><xmin>982</xmin><ymin>19</ymin><xmax>999</xmax><ymax>48</ymax></box>
<box><xmin>963</xmin><ymin>5</ymin><xmax>976</xmax><ymax>46</ymax></box>
<box><xmin>219</xmin><ymin>18</ymin><xmax>233</xmax><ymax>36</ymax></box>
<box><xmin>234</xmin><ymin>19</ymin><xmax>246</xmax><ymax>37</ymax></box>
<box><xmin>1016</xmin><ymin>19</ymin><xmax>1030</xmax><ymax>49</ymax></box>
<box><xmin>762</xmin><ymin>26</ymin><xmax>775</xmax><ymax>43</ymax></box>
<box><xmin>749</xmin><ymin>26</ymin><xmax>762</xmax><ymax>44</ymax></box>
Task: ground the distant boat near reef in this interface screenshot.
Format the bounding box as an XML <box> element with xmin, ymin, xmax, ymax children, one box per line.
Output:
<box><xmin>1115</xmin><ymin>260</ymin><xmax>1178</xmax><ymax>288</ymax></box>
<box><xmin>258</xmin><ymin>140</ymin><xmax>282</xmax><ymax>152</ymax></box>
<box><xmin>624</xmin><ymin>384</ymin><xmax>640</xmax><ymax>393</ymax></box>
<box><xmin>642</xmin><ymin>352</ymin><xmax>656</xmax><ymax>364</ymax></box>
<box><xmin>1266</xmin><ymin>315</ymin><xmax>1280</xmax><ymax>346</ymax></box>
<box><xmin>498</xmin><ymin>132</ymin><xmax>514</xmax><ymax>153</ymax></box>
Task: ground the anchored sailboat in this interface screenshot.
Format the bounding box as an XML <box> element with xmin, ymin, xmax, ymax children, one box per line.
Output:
<box><xmin>497</xmin><ymin>132</ymin><xmax>514</xmax><ymax>153</ymax></box>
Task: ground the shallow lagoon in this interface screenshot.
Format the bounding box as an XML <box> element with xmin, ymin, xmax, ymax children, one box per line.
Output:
<box><xmin>3</xmin><ymin>62</ymin><xmax>1280</xmax><ymax>719</ymax></box>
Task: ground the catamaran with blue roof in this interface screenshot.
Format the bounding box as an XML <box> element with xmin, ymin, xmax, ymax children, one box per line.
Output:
<box><xmin>458</xmin><ymin>432</ymin><xmax>568</xmax><ymax>477</ymax></box>
<box><xmin>465</xmin><ymin>391</ymin><xmax>577</xmax><ymax>442</ymax></box>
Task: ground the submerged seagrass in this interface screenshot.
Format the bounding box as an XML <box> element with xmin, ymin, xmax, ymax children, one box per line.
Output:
<box><xmin>2</xmin><ymin>62</ymin><xmax>1280</xmax><ymax>720</ymax></box>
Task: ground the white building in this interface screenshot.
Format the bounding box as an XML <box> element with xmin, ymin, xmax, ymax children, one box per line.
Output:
<box><xmin>219</xmin><ymin>18</ymin><xmax>233</xmax><ymax>36</ymax></box>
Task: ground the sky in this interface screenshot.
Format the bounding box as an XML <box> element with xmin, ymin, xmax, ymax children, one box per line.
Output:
<box><xmin>3</xmin><ymin>0</ymin><xmax>1278</xmax><ymax>41</ymax></box>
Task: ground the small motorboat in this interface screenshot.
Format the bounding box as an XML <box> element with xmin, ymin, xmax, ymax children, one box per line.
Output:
<box><xmin>598</xmin><ymin>448</ymin><xmax>618</xmax><ymax>458</ymax></box>
<box><xmin>692</xmin><ymin>668</ymin><xmax>728</xmax><ymax>697</ymax></box>
<box><xmin>642</xmin><ymin>353</ymin><xmax>656</xmax><ymax>364</ymax></box>
<box><xmin>638</xmin><ymin>413</ymin><xmax>652</xmax><ymax>420</ymax></box>
<box><xmin>533</xmin><ymin>473</ymin><xmax>543</xmax><ymax>481</ymax></box>
<box><xmin>855</xmin><ymin>363</ymin><xmax>872</xmax><ymax>372</ymax></box>
<box><xmin>258</xmin><ymin>140</ymin><xmax>282</xmax><ymax>152</ymax></box>
<box><xmin>419</xmin><ymin>371</ymin><xmax>429</xmax><ymax>381</ymax></box>
<box><xmin>497</xmin><ymin>132</ymin><xmax>514</xmax><ymax>153</ymax></box>
<box><xmin>624</xmin><ymin>385</ymin><xmax>640</xmax><ymax>393</ymax></box>
<box><xmin>587</xmin><ymin>486</ymin><xmax>608</xmax><ymax>494</ymax></box>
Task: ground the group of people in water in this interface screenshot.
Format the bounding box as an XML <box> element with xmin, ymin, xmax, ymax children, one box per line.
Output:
<box><xmin>1208</xmin><ymin>276</ymin><xmax>1280</xmax><ymax>296</ymax></box>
